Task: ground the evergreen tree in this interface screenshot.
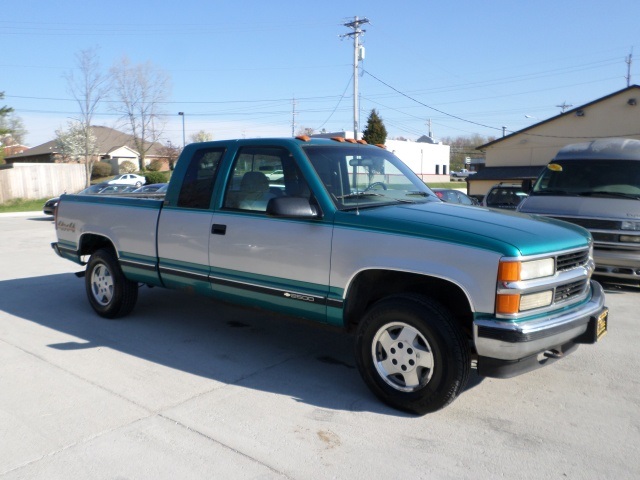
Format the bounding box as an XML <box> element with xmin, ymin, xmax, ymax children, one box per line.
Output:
<box><xmin>0</xmin><ymin>92</ymin><xmax>14</xmax><ymax>137</ymax></box>
<box><xmin>362</xmin><ymin>109</ymin><xmax>387</xmax><ymax>145</ymax></box>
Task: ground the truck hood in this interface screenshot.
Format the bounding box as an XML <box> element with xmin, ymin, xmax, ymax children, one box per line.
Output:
<box><xmin>334</xmin><ymin>201</ymin><xmax>591</xmax><ymax>257</ymax></box>
<box><xmin>519</xmin><ymin>195</ymin><xmax>640</xmax><ymax>221</ymax></box>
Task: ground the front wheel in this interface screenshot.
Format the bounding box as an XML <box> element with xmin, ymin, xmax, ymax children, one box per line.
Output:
<box><xmin>85</xmin><ymin>248</ymin><xmax>138</xmax><ymax>319</ymax></box>
<box><xmin>355</xmin><ymin>295</ymin><xmax>470</xmax><ymax>415</ymax></box>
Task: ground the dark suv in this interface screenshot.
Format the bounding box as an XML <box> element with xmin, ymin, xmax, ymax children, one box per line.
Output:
<box><xmin>482</xmin><ymin>183</ymin><xmax>528</xmax><ymax>210</ymax></box>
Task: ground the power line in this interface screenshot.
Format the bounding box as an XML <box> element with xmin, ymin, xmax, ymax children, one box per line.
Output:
<box><xmin>363</xmin><ymin>69</ymin><xmax>503</xmax><ymax>132</ymax></box>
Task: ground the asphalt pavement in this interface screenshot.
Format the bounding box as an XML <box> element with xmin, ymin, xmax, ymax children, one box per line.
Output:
<box><xmin>1</xmin><ymin>212</ymin><xmax>639</xmax><ymax>479</ymax></box>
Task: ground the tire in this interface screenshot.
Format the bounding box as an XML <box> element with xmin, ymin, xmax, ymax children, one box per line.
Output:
<box><xmin>85</xmin><ymin>248</ymin><xmax>138</xmax><ymax>319</ymax></box>
<box><xmin>355</xmin><ymin>294</ymin><xmax>470</xmax><ymax>415</ymax></box>
<box><xmin>135</xmin><ymin>181</ymin><xmax>142</xmax><ymax>187</ymax></box>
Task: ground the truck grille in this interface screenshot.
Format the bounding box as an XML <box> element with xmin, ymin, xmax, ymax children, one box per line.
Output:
<box><xmin>554</xmin><ymin>279</ymin><xmax>588</xmax><ymax>303</ymax></box>
<box><xmin>556</xmin><ymin>249</ymin><xmax>589</xmax><ymax>271</ymax></box>
<box><xmin>552</xmin><ymin>216</ymin><xmax>621</xmax><ymax>230</ymax></box>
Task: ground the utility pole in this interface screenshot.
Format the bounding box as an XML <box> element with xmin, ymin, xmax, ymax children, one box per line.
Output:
<box><xmin>342</xmin><ymin>16</ymin><xmax>369</xmax><ymax>140</ymax></box>
<box><xmin>626</xmin><ymin>49</ymin><xmax>633</xmax><ymax>87</ymax></box>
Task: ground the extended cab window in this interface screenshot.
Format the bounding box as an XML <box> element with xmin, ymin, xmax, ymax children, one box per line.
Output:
<box><xmin>223</xmin><ymin>146</ymin><xmax>312</xmax><ymax>212</ymax></box>
<box><xmin>177</xmin><ymin>148</ymin><xmax>224</xmax><ymax>209</ymax></box>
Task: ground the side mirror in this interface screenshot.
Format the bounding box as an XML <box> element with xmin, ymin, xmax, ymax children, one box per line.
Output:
<box><xmin>266</xmin><ymin>197</ymin><xmax>321</xmax><ymax>219</ymax></box>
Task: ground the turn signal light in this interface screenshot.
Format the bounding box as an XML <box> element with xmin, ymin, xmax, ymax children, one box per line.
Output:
<box><xmin>496</xmin><ymin>294</ymin><xmax>520</xmax><ymax>314</ymax></box>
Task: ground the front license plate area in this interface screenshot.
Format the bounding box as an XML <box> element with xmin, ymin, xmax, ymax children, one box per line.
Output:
<box><xmin>595</xmin><ymin>309</ymin><xmax>608</xmax><ymax>341</ymax></box>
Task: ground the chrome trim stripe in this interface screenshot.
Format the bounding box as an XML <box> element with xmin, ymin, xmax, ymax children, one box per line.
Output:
<box><xmin>159</xmin><ymin>266</ymin><xmax>209</xmax><ymax>282</ymax></box>
<box><xmin>120</xmin><ymin>259</ymin><xmax>157</xmax><ymax>272</ymax></box>
<box><xmin>209</xmin><ymin>275</ymin><xmax>343</xmax><ymax>307</ymax></box>
<box><xmin>156</xmin><ymin>267</ymin><xmax>345</xmax><ymax>308</ymax></box>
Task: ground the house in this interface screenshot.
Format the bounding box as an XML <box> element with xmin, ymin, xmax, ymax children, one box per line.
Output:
<box><xmin>469</xmin><ymin>85</ymin><xmax>640</xmax><ymax>198</ymax></box>
<box><xmin>5</xmin><ymin>125</ymin><xmax>167</xmax><ymax>173</ymax></box>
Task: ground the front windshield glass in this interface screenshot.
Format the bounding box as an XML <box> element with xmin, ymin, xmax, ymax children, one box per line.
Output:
<box><xmin>533</xmin><ymin>159</ymin><xmax>640</xmax><ymax>198</ymax></box>
<box><xmin>303</xmin><ymin>144</ymin><xmax>438</xmax><ymax>210</ymax></box>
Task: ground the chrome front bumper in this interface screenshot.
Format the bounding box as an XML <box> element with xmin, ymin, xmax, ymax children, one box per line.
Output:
<box><xmin>474</xmin><ymin>280</ymin><xmax>606</xmax><ymax>362</ymax></box>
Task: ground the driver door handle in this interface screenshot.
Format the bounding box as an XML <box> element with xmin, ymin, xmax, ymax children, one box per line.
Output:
<box><xmin>211</xmin><ymin>224</ymin><xmax>227</xmax><ymax>235</ymax></box>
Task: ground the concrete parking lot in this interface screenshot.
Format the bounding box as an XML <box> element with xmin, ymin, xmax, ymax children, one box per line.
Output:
<box><xmin>1</xmin><ymin>212</ymin><xmax>639</xmax><ymax>479</ymax></box>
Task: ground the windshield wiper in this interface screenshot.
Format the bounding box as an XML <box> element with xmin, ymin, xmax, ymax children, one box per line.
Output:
<box><xmin>406</xmin><ymin>191</ymin><xmax>431</xmax><ymax>197</ymax></box>
<box><xmin>336</xmin><ymin>192</ymin><xmax>385</xmax><ymax>199</ymax></box>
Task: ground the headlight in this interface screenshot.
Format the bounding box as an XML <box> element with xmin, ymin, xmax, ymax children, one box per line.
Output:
<box><xmin>621</xmin><ymin>221</ymin><xmax>640</xmax><ymax>231</ymax></box>
<box><xmin>498</xmin><ymin>257</ymin><xmax>555</xmax><ymax>282</ymax></box>
<box><xmin>620</xmin><ymin>235</ymin><xmax>640</xmax><ymax>243</ymax></box>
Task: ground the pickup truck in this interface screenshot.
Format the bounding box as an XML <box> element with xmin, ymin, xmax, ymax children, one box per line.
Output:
<box><xmin>52</xmin><ymin>136</ymin><xmax>608</xmax><ymax>415</ymax></box>
<box><xmin>450</xmin><ymin>168</ymin><xmax>476</xmax><ymax>180</ymax></box>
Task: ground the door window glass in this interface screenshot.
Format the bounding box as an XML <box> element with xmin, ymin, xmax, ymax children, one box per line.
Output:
<box><xmin>177</xmin><ymin>148</ymin><xmax>225</xmax><ymax>209</ymax></box>
<box><xmin>223</xmin><ymin>146</ymin><xmax>311</xmax><ymax>212</ymax></box>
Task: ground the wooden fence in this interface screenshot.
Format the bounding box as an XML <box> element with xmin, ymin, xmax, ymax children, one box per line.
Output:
<box><xmin>0</xmin><ymin>163</ymin><xmax>86</xmax><ymax>204</ymax></box>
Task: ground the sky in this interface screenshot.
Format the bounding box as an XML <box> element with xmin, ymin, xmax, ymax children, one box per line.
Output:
<box><xmin>2</xmin><ymin>0</ymin><xmax>639</xmax><ymax>148</ymax></box>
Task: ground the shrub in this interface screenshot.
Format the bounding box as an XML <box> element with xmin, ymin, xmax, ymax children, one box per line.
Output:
<box><xmin>119</xmin><ymin>161</ymin><xmax>137</xmax><ymax>174</ymax></box>
<box><xmin>147</xmin><ymin>159</ymin><xmax>165</xmax><ymax>172</ymax></box>
<box><xmin>91</xmin><ymin>161</ymin><xmax>112</xmax><ymax>178</ymax></box>
<box><xmin>144</xmin><ymin>171</ymin><xmax>169</xmax><ymax>184</ymax></box>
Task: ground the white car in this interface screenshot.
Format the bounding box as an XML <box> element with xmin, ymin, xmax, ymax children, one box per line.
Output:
<box><xmin>265</xmin><ymin>169</ymin><xmax>284</xmax><ymax>181</ymax></box>
<box><xmin>108</xmin><ymin>174</ymin><xmax>146</xmax><ymax>187</ymax></box>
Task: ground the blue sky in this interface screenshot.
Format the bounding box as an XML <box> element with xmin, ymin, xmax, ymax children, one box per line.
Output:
<box><xmin>2</xmin><ymin>0</ymin><xmax>639</xmax><ymax>147</ymax></box>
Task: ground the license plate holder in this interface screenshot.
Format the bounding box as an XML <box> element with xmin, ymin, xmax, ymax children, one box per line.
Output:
<box><xmin>595</xmin><ymin>308</ymin><xmax>608</xmax><ymax>341</ymax></box>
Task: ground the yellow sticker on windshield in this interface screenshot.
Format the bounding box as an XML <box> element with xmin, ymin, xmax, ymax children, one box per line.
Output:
<box><xmin>547</xmin><ymin>163</ymin><xmax>563</xmax><ymax>172</ymax></box>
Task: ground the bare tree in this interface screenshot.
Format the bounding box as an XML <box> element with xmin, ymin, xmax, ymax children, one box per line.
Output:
<box><xmin>65</xmin><ymin>48</ymin><xmax>110</xmax><ymax>186</ymax></box>
<box><xmin>156</xmin><ymin>140</ymin><xmax>182</xmax><ymax>171</ymax></box>
<box><xmin>110</xmin><ymin>57</ymin><xmax>171</xmax><ymax>171</ymax></box>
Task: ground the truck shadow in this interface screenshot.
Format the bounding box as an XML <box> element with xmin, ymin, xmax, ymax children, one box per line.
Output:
<box><xmin>0</xmin><ymin>272</ymin><xmax>483</xmax><ymax>416</ymax></box>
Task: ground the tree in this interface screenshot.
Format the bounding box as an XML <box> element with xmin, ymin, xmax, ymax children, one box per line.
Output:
<box><xmin>440</xmin><ymin>134</ymin><xmax>495</xmax><ymax>172</ymax></box>
<box><xmin>296</xmin><ymin>127</ymin><xmax>315</xmax><ymax>137</ymax></box>
<box><xmin>65</xmin><ymin>48</ymin><xmax>110</xmax><ymax>186</ymax></box>
<box><xmin>190</xmin><ymin>130</ymin><xmax>213</xmax><ymax>144</ymax></box>
<box><xmin>0</xmin><ymin>115</ymin><xmax>28</xmax><ymax>146</ymax></box>
<box><xmin>0</xmin><ymin>92</ymin><xmax>15</xmax><ymax>164</ymax></box>
<box><xmin>110</xmin><ymin>57</ymin><xmax>171</xmax><ymax>171</ymax></box>
<box><xmin>156</xmin><ymin>140</ymin><xmax>181</xmax><ymax>171</ymax></box>
<box><xmin>55</xmin><ymin>121</ymin><xmax>98</xmax><ymax>164</ymax></box>
<box><xmin>362</xmin><ymin>109</ymin><xmax>387</xmax><ymax>145</ymax></box>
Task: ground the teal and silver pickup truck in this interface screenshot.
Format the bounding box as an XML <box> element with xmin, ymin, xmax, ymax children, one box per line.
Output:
<box><xmin>52</xmin><ymin>136</ymin><xmax>608</xmax><ymax>415</ymax></box>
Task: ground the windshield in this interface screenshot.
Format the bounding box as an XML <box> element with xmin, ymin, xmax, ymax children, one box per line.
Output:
<box><xmin>303</xmin><ymin>144</ymin><xmax>438</xmax><ymax>210</ymax></box>
<box><xmin>532</xmin><ymin>159</ymin><xmax>640</xmax><ymax>198</ymax></box>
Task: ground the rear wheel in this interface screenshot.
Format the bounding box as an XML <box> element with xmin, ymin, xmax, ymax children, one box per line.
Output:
<box><xmin>85</xmin><ymin>248</ymin><xmax>138</xmax><ymax>319</ymax></box>
<box><xmin>355</xmin><ymin>294</ymin><xmax>470</xmax><ymax>415</ymax></box>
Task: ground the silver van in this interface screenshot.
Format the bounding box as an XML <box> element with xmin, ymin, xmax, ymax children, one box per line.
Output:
<box><xmin>518</xmin><ymin>138</ymin><xmax>640</xmax><ymax>285</ymax></box>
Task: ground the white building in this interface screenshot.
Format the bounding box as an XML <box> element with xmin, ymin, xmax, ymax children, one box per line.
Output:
<box><xmin>311</xmin><ymin>131</ymin><xmax>450</xmax><ymax>182</ymax></box>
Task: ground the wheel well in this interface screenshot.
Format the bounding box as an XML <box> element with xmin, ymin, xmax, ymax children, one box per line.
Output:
<box><xmin>78</xmin><ymin>234</ymin><xmax>117</xmax><ymax>259</ymax></box>
<box><xmin>344</xmin><ymin>270</ymin><xmax>473</xmax><ymax>338</ymax></box>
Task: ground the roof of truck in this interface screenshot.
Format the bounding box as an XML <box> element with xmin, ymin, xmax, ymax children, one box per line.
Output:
<box><xmin>554</xmin><ymin>137</ymin><xmax>640</xmax><ymax>161</ymax></box>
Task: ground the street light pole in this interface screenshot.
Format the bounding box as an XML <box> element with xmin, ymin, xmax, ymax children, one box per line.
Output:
<box><xmin>178</xmin><ymin>112</ymin><xmax>185</xmax><ymax>148</ymax></box>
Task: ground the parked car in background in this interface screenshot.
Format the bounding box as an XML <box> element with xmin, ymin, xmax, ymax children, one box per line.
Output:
<box><xmin>265</xmin><ymin>169</ymin><xmax>284</xmax><ymax>181</ymax></box>
<box><xmin>518</xmin><ymin>137</ymin><xmax>640</xmax><ymax>285</ymax></box>
<box><xmin>450</xmin><ymin>169</ymin><xmax>476</xmax><ymax>181</ymax></box>
<box><xmin>431</xmin><ymin>188</ymin><xmax>479</xmax><ymax>205</ymax></box>
<box><xmin>482</xmin><ymin>183</ymin><xmax>528</xmax><ymax>210</ymax></box>
<box><xmin>42</xmin><ymin>183</ymin><xmax>111</xmax><ymax>216</ymax></box>
<box><xmin>99</xmin><ymin>185</ymin><xmax>138</xmax><ymax>194</ymax></box>
<box><xmin>132</xmin><ymin>183</ymin><xmax>168</xmax><ymax>194</ymax></box>
<box><xmin>107</xmin><ymin>174</ymin><xmax>146</xmax><ymax>187</ymax></box>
